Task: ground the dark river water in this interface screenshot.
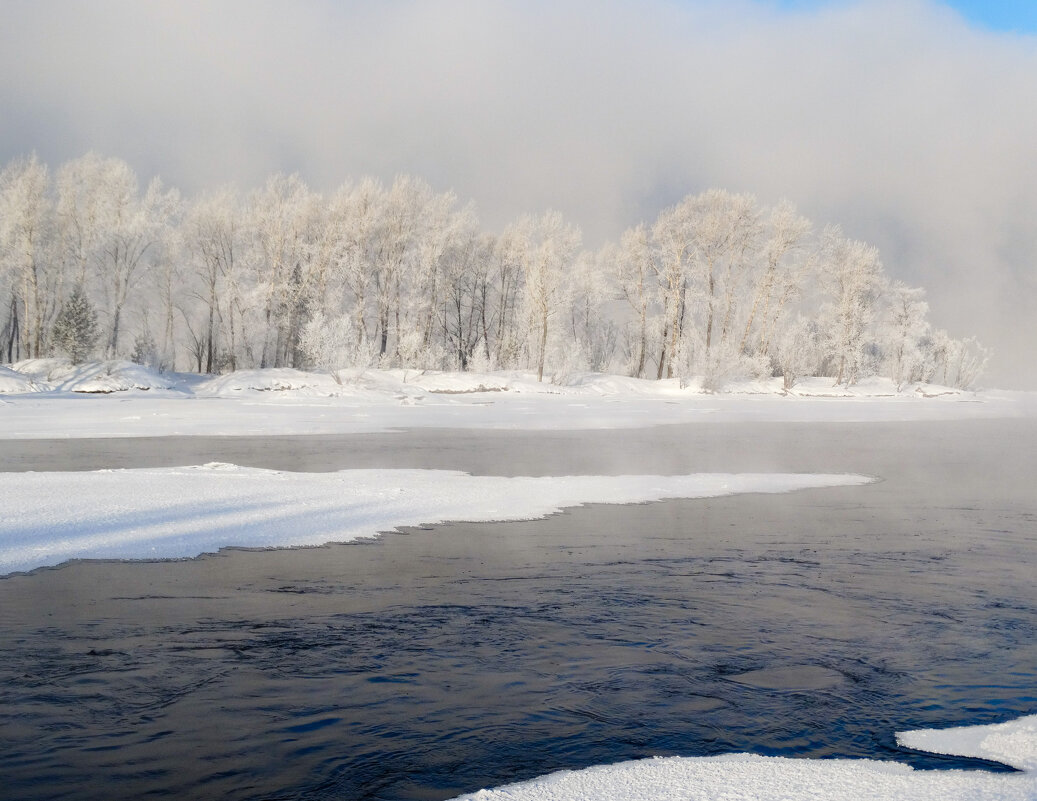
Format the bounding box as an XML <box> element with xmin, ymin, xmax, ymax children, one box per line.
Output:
<box><xmin>0</xmin><ymin>420</ymin><xmax>1035</xmax><ymax>800</ymax></box>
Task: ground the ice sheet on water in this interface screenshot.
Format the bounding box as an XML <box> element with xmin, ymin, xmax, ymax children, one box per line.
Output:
<box><xmin>0</xmin><ymin>465</ymin><xmax>871</xmax><ymax>575</ymax></box>
<box><xmin>452</xmin><ymin>715</ymin><xmax>1037</xmax><ymax>801</ymax></box>
<box><xmin>898</xmin><ymin>715</ymin><xmax>1037</xmax><ymax>772</ymax></box>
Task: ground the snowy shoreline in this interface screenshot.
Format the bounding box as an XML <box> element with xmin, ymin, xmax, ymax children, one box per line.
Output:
<box><xmin>2</xmin><ymin>360</ymin><xmax>1032</xmax><ymax>440</ymax></box>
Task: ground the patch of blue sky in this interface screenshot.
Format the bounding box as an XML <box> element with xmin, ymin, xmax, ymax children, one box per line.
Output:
<box><xmin>765</xmin><ymin>0</ymin><xmax>1037</xmax><ymax>34</ymax></box>
<box><xmin>943</xmin><ymin>0</ymin><xmax>1037</xmax><ymax>33</ymax></box>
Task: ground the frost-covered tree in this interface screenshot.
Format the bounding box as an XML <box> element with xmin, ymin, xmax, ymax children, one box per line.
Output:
<box><xmin>439</xmin><ymin>229</ymin><xmax>492</xmax><ymax>371</ymax></box>
<box><xmin>936</xmin><ymin>334</ymin><xmax>989</xmax><ymax>390</ymax></box>
<box><xmin>484</xmin><ymin>228</ymin><xmax>526</xmax><ymax>368</ymax></box>
<box><xmin>56</xmin><ymin>155</ymin><xmax>178</xmax><ymax>358</ymax></box>
<box><xmin>325</xmin><ymin>178</ymin><xmax>383</xmax><ymax>360</ymax></box>
<box><xmin>247</xmin><ymin>173</ymin><xmax>316</xmax><ymax>368</ymax></box>
<box><xmin>56</xmin><ymin>153</ymin><xmax>108</xmax><ymax>288</ymax></box>
<box><xmin>612</xmin><ymin>224</ymin><xmax>657</xmax><ymax>378</ymax></box>
<box><xmin>565</xmin><ymin>249</ymin><xmax>618</xmax><ymax>374</ymax></box>
<box><xmin>51</xmin><ymin>283</ymin><xmax>99</xmax><ymax>364</ymax></box>
<box><xmin>817</xmin><ymin>227</ymin><xmax>886</xmax><ymax>386</ymax></box>
<box><xmin>185</xmin><ymin>187</ymin><xmax>241</xmax><ymax>372</ymax></box>
<box><xmin>299</xmin><ymin>310</ymin><xmax>370</xmax><ymax>370</ymax></box>
<box><xmin>650</xmin><ymin>197</ymin><xmax>694</xmax><ymax>379</ymax></box>
<box><xmin>0</xmin><ymin>154</ymin><xmax>55</xmax><ymax>359</ymax></box>
<box><xmin>697</xmin><ymin>191</ymin><xmax>760</xmax><ymax>353</ymax></box>
<box><xmin>371</xmin><ymin>176</ymin><xmax>424</xmax><ymax>361</ymax></box>
<box><xmin>0</xmin><ymin>152</ymin><xmax>990</xmax><ymax>387</ymax></box>
<box><xmin>512</xmin><ymin>210</ymin><xmax>581</xmax><ymax>381</ymax></box>
<box><xmin>882</xmin><ymin>281</ymin><xmax>930</xmax><ymax>390</ymax></box>
<box><xmin>773</xmin><ymin>315</ymin><xmax>823</xmax><ymax>391</ymax></box>
<box><xmin>647</xmin><ymin>189</ymin><xmax>764</xmax><ymax>386</ymax></box>
<box><xmin>411</xmin><ymin>193</ymin><xmax>470</xmax><ymax>359</ymax></box>
<box><xmin>741</xmin><ymin>200</ymin><xmax>812</xmax><ymax>359</ymax></box>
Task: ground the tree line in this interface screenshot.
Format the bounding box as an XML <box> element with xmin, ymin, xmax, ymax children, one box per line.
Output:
<box><xmin>0</xmin><ymin>153</ymin><xmax>987</xmax><ymax>389</ymax></box>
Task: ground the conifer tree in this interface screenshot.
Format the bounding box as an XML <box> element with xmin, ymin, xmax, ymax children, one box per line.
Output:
<box><xmin>52</xmin><ymin>284</ymin><xmax>99</xmax><ymax>364</ymax></box>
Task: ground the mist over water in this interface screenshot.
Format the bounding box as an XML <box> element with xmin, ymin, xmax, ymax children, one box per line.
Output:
<box><xmin>1</xmin><ymin>420</ymin><xmax>1035</xmax><ymax>799</ymax></box>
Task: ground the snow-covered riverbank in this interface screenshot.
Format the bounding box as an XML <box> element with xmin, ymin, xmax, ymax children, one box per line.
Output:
<box><xmin>1</xmin><ymin>360</ymin><xmax>1031</xmax><ymax>438</ymax></box>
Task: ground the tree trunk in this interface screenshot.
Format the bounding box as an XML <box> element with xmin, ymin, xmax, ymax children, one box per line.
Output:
<box><xmin>205</xmin><ymin>301</ymin><xmax>216</xmax><ymax>374</ymax></box>
<box><xmin>656</xmin><ymin>321</ymin><xmax>668</xmax><ymax>380</ymax></box>
<box><xmin>108</xmin><ymin>305</ymin><xmax>122</xmax><ymax>358</ymax></box>
<box><xmin>537</xmin><ymin>311</ymin><xmax>548</xmax><ymax>382</ymax></box>
<box><xmin>705</xmin><ymin>266</ymin><xmax>716</xmax><ymax>352</ymax></box>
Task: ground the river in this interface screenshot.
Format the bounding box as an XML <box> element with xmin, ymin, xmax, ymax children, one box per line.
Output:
<box><xmin>0</xmin><ymin>419</ymin><xmax>1034</xmax><ymax>799</ymax></box>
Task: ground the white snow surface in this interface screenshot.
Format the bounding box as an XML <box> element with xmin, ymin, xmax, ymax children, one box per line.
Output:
<box><xmin>0</xmin><ymin>365</ymin><xmax>44</xmax><ymax>393</ymax></box>
<box><xmin>194</xmin><ymin>367</ymin><xmax>346</xmax><ymax>396</ymax></box>
<box><xmin>898</xmin><ymin>716</ymin><xmax>1037</xmax><ymax>773</ymax></box>
<box><xmin>0</xmin><ymin>466</ymin><xmax>869</xmax><ymax>575</ymax></box>
<box><xmin>5</xmin><ymin>358</ymin><xmax>181</xmax><ymax>393</ymax></box>
<box><xmin>1</xmin><ymin>364</ymin><xmax>1033</xmax><ymax>437</ymax></box>
<box><xmin>453</xmin><ymin>715</ymin><xmax>1037</xmax><ymax>801</ymax></box>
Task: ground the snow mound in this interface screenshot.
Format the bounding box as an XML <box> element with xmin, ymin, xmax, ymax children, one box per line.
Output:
<box><xmin>557</xmin><ymin>373</ymin><xmax>681</xmax><ymax>396</ymax></box>
<box><xmin>195</xmin><ymin>368</ymin><xmax>348</xmax><ymax>396</ymax></box>
<box><xmin>540</xmin><ymin>373</ymin><xmax>966</xmax><ymax>400</ymax></box>
<box><xmin>10</xmin><ymin>357</ymin><xmax>74</xmax><ymax>382</ymax></box>
<box><xmin>50</xmin><ymin>361</ymin><xmax>179</xmax><ymax>393</ymax></box>
<box><xmin>403</xmin><ymin>370</ymin><xmax>513</xmax><ymax>394</ymax></box>
<box><xmin>780</xmin><ymin>376</ymin><xmax>962</xmax><ymax>399</ymax></box>
<box><xmin>0</xmin><ymin>365</ymin><xmax>48</xmax><ymax>393</ymax></box>
<box><xmin>10</xmin><ymin>358</ymin><xmax>178</xmax><ymax>392</ymax></box>
<box><xmin>343</xmin><ymin>368</ymin><xmax>557</xmax><ymax>396</ymax></box>
<box><xmin>453</xmin><ymin>715</ymin><xmax>1037</xmax><ymax>801</ymax></box>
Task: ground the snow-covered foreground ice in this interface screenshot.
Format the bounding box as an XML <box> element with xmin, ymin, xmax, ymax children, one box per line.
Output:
<box><xmin>0</xmin><ymin>466</ymin><xmax>869</xmax><ymax>575</ymax></box>
<box><xmin>453</xmin><ymin>716</ymin><xmax>1037</xmax><ymax>801</ymax></box>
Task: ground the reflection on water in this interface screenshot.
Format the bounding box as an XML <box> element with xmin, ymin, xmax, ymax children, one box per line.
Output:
<box><xmin>0</xmin><ymin>420</ymin><xmax>1035</xmax><ymax>800</ymax></box>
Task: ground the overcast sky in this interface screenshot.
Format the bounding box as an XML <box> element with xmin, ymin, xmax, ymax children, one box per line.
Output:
<box><xmin>2</xmin><ymin>0</ymin><xmax>1035</xmax><ymax>387</ymax></box>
